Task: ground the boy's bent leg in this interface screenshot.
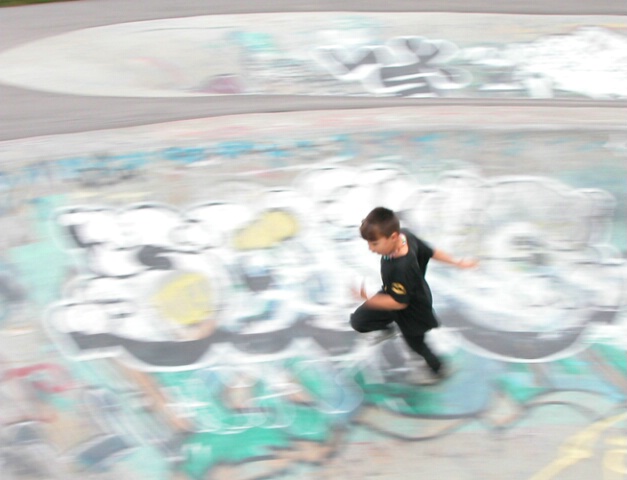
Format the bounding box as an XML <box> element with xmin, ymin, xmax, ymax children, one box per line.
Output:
<box><xmin>400</xmin><ymin>333</ymin><xmax>442</xmax><ymax>374</ymax></box>
<box><xmin>350</xmin><ymin>303</ymin><xmax>395</xmax><ymax>333</ymax></box>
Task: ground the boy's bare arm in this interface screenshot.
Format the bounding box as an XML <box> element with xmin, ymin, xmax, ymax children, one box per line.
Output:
<box><xmin>432</xmin><ymin>248</ymin><xmax>478</xmax><ymax>268</ymax></box>
<box><xmin>364</xmin><ymin>292</ymin><xmax>408</xmax><ymax>310</ymax></box>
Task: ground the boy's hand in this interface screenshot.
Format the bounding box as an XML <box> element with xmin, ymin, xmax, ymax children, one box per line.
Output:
<box><xmin>457</xmin><ymin>258</ymin><xmax>479</xmax><ymax>269</ymax></box>
<box><xmin>433</xmin><ymin>249</ymin><xmax>479</xmax><ymax>269</ymax></box>
<box><xmin>359</xmin><ymin>281</ymin><xmax>369</xmax><ymax>300</ymax></box>
<box><xmin>351</xmin><ymin>279</ymin><xmax>369</xmax><ymax>301</ymax></box>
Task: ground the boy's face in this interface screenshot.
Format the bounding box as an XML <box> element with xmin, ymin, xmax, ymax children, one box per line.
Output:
<box><xmin>366</xmin><ymin>232</ymin><xmax>399</xmax><ymax>256</ymax></box>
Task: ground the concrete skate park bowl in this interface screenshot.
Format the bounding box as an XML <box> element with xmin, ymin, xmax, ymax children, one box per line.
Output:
<box><xmin>1</xmin><ymin>13</ymin><xmax>627</xmax><ymax>99</ymax></box>
<box><xmin>0</xmin><ymin>10</ymin><xmax>626</xmax><ymax>480</ymax></box>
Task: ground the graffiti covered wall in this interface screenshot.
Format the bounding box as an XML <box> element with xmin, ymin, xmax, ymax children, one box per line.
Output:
<box><xmin>0</xmin><ymin>107</ymin><xmax>625</xmax><ymax>480</ymax></box>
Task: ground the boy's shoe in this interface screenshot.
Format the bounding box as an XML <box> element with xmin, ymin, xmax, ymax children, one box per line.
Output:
<box><xmin>415</xmin><ymin>363</ymin><xmax>456</xmax><ymax>386</ymax></box>
<box><xmin>367</xmin><ymin>326</ymin><xmax>398</xmax><ymax>345</ymax></box>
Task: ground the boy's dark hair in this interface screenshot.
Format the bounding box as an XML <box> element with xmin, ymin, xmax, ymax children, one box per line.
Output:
<box><xmin>360</xmin><ymin>207</ymin><xmax>400</xmax><ymax>241</ymax></box>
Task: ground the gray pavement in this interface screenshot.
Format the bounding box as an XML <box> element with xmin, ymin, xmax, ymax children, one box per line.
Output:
<box><xmin>0</xmin><ymin>0</ymin><xmax>626</xmax><ymax>141</ymax></box>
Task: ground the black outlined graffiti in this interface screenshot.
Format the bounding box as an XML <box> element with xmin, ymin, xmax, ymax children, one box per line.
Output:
<box><xmin>46</xmin><ymin>170</ymin><xmax>626</xmax><ymax>373</ymax></box>
<box><xmin>417</xmin><ymin>175</ymin><xmax>625</xmax><ymax>361</ymax></box>
<box><xmin>313</xmin><ymin>36</ymin><xmax>472</xmax><ymax>96</ymax></box>
<box><xmin>38</xmin><ymin>163</ymin><xmax>627</xmax><ymax>479</ymax></box>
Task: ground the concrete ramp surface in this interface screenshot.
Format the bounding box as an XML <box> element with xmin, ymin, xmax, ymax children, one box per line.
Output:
<box><xmin>0</xmin><ymin>2</ymin><xmax>625</xmax><ymax>480</ymax></box>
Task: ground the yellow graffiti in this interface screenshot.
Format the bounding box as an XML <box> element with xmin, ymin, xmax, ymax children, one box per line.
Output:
<box><xmin>153</xmin><ymin>272</ymin><xmax>213</xmax><ymax>325</ymax></box>
<box><xmin>528</xmin><ymin>412</ymin><xmax>627</xmax><ymax>480</ymax></box>
<box><xmin>233</xmin><ymin>210</ymin><xmax>299</xmax><ymax>250</ymax></box>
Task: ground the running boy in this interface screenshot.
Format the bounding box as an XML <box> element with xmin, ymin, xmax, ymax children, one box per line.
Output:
<box><xmin>351</xmin><ymin>207</ymin><xmax>477</xmax><ymax>383</ymax></box>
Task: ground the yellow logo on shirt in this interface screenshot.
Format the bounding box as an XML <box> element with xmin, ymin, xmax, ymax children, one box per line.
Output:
<box><xmin>391</xmin><ymin>283</ymin><xmax>407</xmax><ymax>295</ymax></box>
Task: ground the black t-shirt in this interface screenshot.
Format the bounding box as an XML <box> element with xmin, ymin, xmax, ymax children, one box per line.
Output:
<box><xmin>380</xmin><ymin>228</ymin><xmax>438</xmax><ymax>331</ymax></box>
